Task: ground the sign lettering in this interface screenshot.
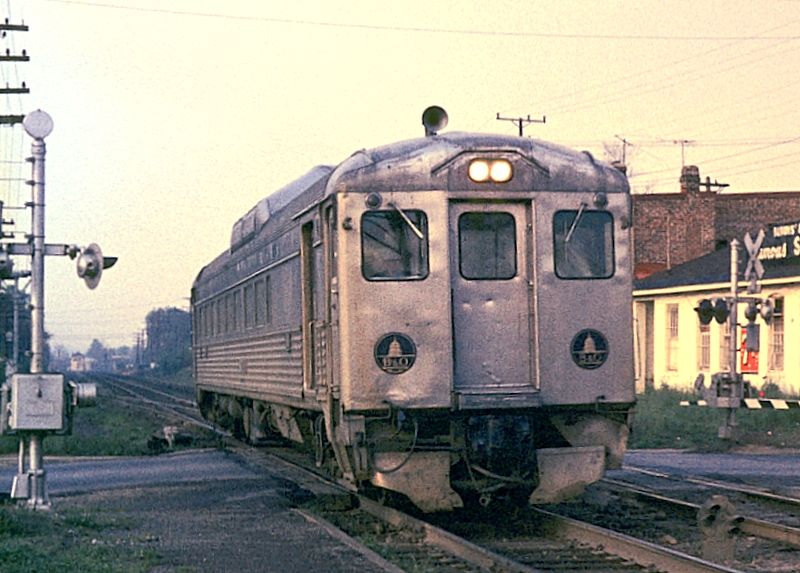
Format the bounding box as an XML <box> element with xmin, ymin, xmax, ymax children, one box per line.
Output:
<box><xmin>756</xmin><ymin>221</ymin><xmax>800</xmax><ymax>264</ymax></box>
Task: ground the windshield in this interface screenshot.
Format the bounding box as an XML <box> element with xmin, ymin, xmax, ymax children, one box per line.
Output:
<box><xmin>361</xmin><ymin>210</ymin><xmax>429</xmax><ymax>280</ymax></box>
<box><xmin>553</xmin><ymin>209</ymin><xmax>615</xmax><ymax>279</ymax></box>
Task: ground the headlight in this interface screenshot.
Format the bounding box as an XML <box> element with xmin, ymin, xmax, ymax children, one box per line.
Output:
<box><xmin>489</xmin><ymin>160</ymin><xmax>513</xmax><ymax>183</ymax></box>
<box><xmin>468</xmin><ymin>159</ymin><xmax>513</xmax><ymax>183</ymax></box>
<box><xmin>468</xmin><ymin>160</ymin><xmax>490</xmax><ymax>182</ymax></box>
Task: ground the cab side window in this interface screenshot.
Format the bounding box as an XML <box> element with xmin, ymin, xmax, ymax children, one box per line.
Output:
<box><xmin>361</xmin><ymin>210</ymin><xmax>429</xmax><ymax>281</ymax></box>
<box><xmin>553</xmin><ymin>210</ymin><xmax>614</xmax><ymax>279</ymax></box>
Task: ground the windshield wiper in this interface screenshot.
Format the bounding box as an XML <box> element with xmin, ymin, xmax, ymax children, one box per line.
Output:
<box><xmin>565</xmin><ymin>202</ymin><xmax>588</xmax><ymax>243</ymax></box>
<box><xmin>388</xmin><ymin>202</ymin><xmax>424</xmax><ymax>240</ymax></box>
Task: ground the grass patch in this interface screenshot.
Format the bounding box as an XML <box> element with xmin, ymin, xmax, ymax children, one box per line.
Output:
<box><xmin>629</xmin><ymin>385</ymin><xmax>800</xmax><ymax>450</ymax></box>
<box><xmin>0</xmin><ymin>371</ymin><xmax>218</xmax><ymax>456</ymax></box>
<box><xmin>0</xmin><ymin>504</ymin><xmax>159</xmax><ymax>573</ymax></box>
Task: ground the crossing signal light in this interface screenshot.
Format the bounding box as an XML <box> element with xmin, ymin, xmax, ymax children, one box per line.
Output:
<box><xmin>695</xmin><ymin>298</ymin><xmax>730</xmax><ymax>325</ymax></box>
<box><xmin>712</xmin><ymin>298</ymin><xmax>730</xmax><ymax>324</ymax></box>
<box><xmin>695</xmin><ymin>299</ymin><xmax>714</xmax><ymax>325</ymax></box>
<box><xmin>760</xmin><ymin>298</ymin><xmax>774</xmax><ymax>324</ymax></box>
<box><xmin>744</xmin><ymin>301</ymin><xmax>758</xmax><ymax>322</ymax></box>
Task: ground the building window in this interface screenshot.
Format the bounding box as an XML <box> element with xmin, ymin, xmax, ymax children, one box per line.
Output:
<box><xmin>666</xmin><ymin>304</ymin><xmax>679</xmax><ymax>371</ymax></box>
<box><xmin>768</xmin><ymin>296</ymin><xmax>784</xmax><ymax>371</ymax></box>
<box><xmin>697</xmin><ymin>322</ymin><xmax>710</xmax><ymax>370</ymax></box>
<box><xmin>719</xmin><ymin>321</ymin><xmax>731</xmax><ymax>371</ymax></box>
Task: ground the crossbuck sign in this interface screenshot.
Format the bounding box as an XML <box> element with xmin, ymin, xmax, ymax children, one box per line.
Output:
<box><xmin>744</xmin><ymin>229</ymin><xmax>765</xmax><ymax>282</ymax></box>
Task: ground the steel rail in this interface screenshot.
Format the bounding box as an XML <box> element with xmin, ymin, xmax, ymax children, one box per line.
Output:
<box><xmin>100</xmin><ymin>374</ymin><xmax>196</xmax><ymax>407</ymax></box>
<box><xmin>97</xmin><ymin>376</ymin><xmax>219</xmax><ymax>433</ymax></box>
<box><xmin>603</xmin><ymin>477</ymin><xmax>800</xmax><ymax>548</ymax></box>
<box><xmin>532</xmin><ymin>507</ymin><xmax>745</xmax><ymax>573</ymax></box>
<box><xmin>357</xmin><ymin>497</ymin><xmax>550</xmax><ymax>573</ymax></box>
<box><xmin>625</xmin><ymin>465</ymin><xmax>800</xmax><ymax>507</ymax></box>
<box><xmin>81</xmin><ymin>373</ymin><xmax>755</xmax><ymax>572</ymax></box>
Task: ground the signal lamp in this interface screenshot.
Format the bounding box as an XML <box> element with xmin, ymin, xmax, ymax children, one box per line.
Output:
<box><xmin>760</xmin><ymin>298</ymin><xmax>774</xmax><ymax>323</ymax></box>
<box><xmin>695</xmin><ymin>299</ymin><xmax>714</xmax><ymax>325</ymax></box>
<box><xmin>712</xmin><ymin>298</ymin><xmax>730</xmax><ymax>324</ymax></box>
<box><xmin>744</xmin><ymin>301</ymin><xmax>758</xmax><ymax>322</ymax></box>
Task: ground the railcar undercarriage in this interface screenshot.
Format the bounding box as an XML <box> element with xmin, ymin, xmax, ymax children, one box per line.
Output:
<box><xmin>198</xmin><ymin>389</ymin><xmax>632</xmax><ymax>512</ymax></box>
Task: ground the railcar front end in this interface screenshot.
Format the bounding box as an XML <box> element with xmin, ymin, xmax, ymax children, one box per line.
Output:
<box><xmin>329</xmin><ymin>132</ymin><xmax>634</xmax><ymax>511</ymax></box>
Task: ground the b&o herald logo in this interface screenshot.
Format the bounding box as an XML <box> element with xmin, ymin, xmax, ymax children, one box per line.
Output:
<box><xmin>570</xmin><ymin>329</ymin><xmax>609</xmax><ymax>370</ymax></box>
<box><xmin>374</xmin><ymin>333</ymin><xmax>417</xmax><ymax>374</ymax></box>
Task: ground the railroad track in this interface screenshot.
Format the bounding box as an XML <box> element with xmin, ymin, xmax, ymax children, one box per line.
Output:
<box><xmin>603</xmin><ymin>476</ymin><xmax>800</xmax><ymax>547</ymax></box>
<box><xmin>239</xmin><ymin>446</ymin><xmax>742</xmax><ymax>573</ymax></box>
<box><xmin>543</xmin><ymin>467</ymin><xmax>800</xmax><ymax>572</ymax></box>
<box><xmin>85</xmin><ymin>373</ymin><xmax>764</xmax><ymax>572</ymax></box>
<box><xmin>624</xmin><ymin>465</ymin><xmax>800</xmax><ymax>518</ymax></box>
<box><xmin>82</xmin><ymin>372</ymin><xmax>217</xmax><ymax>433</ymax></box>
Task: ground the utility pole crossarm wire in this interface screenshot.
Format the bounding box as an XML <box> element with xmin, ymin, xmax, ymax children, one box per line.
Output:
<box><xmin>496</xmin><ymin>112</ymin><xmax>546</xmax><ymax>137</ymax></box>
<box><xmin>673</xmin><ymin>139</ymin><xmax>695</xmax><ymax>167</ymax></box>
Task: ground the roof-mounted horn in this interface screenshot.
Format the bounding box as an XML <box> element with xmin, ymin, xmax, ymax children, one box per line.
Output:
<box><xmin>422</xmin><ymin>106</ymin><xmax>448</xmax><ymax>137</ymax></box>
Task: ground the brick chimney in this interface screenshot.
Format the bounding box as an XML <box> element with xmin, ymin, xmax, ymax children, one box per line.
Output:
<box><xmin>680</xmin><ymin>165</ymin><xmax>700</xmax><ymax>193</ymax></box>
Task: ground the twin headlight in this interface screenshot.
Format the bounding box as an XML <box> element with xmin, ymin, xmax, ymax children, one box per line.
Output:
<box><xmin>467</xmin><ymin>159</ymin><xmax>513</xmax><ymax>183</ymax></box>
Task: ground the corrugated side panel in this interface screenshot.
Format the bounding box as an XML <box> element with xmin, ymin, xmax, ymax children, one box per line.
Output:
<box><xmin>196</xmin><ymin>330</ymin><xmax>304</xmax><ymax>402</ymax></box>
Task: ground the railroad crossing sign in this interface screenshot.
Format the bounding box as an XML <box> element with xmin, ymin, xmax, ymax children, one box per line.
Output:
<box><xmin>743</xmin><ymin>230</ymin><xmax>765</xmax><ymax>282</ymax></box>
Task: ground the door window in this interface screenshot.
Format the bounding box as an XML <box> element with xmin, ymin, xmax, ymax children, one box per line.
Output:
<box><xmin>458</xmin><ymin>212</ymin><xmax>517</xmax><ymax>280</ymax></box>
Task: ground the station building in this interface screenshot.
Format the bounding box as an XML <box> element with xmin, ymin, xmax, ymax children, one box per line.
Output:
<box><xmin>631</xmin><ymin>166</ymin><xmax>800</xmax><ymax>395</ymax></box>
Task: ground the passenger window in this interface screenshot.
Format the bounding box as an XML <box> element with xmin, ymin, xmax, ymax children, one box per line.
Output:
<box><xmin>459</xmin><ymin>212</ymin><xmax>517</xmax><ymax>280</ymax></box>
<box><xmin>553</xmin><ymin>209</ymin><xmax>614</xmax><ymax>279</ymax></box>
<box><xmin>361</xmin><ymin>210</ymin><xmax>429</xmax><ymax>280</ymax></box>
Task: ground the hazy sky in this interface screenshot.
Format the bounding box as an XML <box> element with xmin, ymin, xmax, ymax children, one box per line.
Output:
<box><xmin>1</xmin><ymin>0</ymin><xmax>799</xmax><ymax>351</ymax></box>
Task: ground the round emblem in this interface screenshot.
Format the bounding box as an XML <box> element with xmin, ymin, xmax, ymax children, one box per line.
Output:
<box><xmin>374</xmin><ymin>333</ymin><xmax>417</xmax><ymax>374</ymax></box>
<box><xmin>570</xmin><ymin>329</ymin><xmax>609</xmax><ymax>370</ymax></box>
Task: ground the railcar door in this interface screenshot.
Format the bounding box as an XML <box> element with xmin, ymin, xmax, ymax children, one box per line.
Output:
<box><xmin>449</xmin><ymin>201</ymin><xmax>538</xmax><ymax>409</ymax></box>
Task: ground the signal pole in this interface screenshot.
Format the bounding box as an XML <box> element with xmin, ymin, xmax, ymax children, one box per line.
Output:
<box><xmin>13</xmin><ymin>110</ymin><xmax>54</xmax><ymax>509</ymax></box>
<box><xmin>2</xmin><ymin>111</ymin><xmax>116</xmax><ymax>509</ymax></box>
<box><xmin>496</xmin><ymin>112</ymin><xmax>546</xmax><ymax>136</ymax></box>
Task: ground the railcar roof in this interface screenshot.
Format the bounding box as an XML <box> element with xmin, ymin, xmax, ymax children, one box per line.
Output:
<box><xmin>194</xmin><ymin>131</ymin><xmax>628</xmax><ymax>289</ymax></box>
<box><xmin>326</xmin><ymin>131</ymin><xmax>629</xmax><ymax>196</ymax></box>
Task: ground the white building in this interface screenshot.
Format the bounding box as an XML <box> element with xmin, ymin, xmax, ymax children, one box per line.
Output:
<box><xmin>69</xmin><ymin>353</ymin><xmax>96</xmax><ymax>372</ymax></box>
<box><xmin>633</xmin><ymin>245</ymin><xmax>797</xmax><ymax>395</ymax></box>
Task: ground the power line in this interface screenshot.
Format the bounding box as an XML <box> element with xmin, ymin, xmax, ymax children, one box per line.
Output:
<box><xmin>41</xmin><ymin>0</ymin><xmax>800</xmax><ymax>42</ymax></box>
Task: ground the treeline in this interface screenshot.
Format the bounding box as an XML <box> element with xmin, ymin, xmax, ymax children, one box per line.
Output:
<box><xmin>50</xmin><ymin>307</ymin><xmax>192</xmax><ymax>375</ymax></box>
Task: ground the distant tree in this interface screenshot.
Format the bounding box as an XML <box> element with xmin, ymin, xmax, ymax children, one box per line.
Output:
<box><xmin>144</xmin><ymin>307</ymin><xmax>191</xmax><ymax>375</ymax></box>
<box><xmin>86</xmin><ymin>338</ymin><xmax>111</xmax><ymax>371</ymax></box>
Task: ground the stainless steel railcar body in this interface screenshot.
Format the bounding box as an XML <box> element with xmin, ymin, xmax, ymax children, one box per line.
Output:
<box><xmin>192</xmin><ymin>113</ymin><xmax>635</xmax><ymax>511</ymax></box>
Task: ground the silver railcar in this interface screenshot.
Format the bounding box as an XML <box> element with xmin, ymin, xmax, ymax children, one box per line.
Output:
<box><xmin>191</xmin><ymin>108</ymin><xmax>634</xmax><ymax>511</ymax></box>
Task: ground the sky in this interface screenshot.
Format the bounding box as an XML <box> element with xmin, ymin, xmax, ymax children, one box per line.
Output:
<box><xmin>1</xmin><ymin>0</ymin><xmax>800</xmax><ymax>352</ymax></box>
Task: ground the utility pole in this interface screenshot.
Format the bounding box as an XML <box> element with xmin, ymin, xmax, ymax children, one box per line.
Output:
<box><xmin>496</xmin><ymin>112</ymin><xmax>546</xmax><ymax>137</ymax></box>
<box><xmin>614</xmin><ymin>135</ymin><xmax>632</xmax><ymax>165</ymax></box>
<box><xmin>673</xmin><ymin>139</ymin><xmax>694</xmax><ymax>167</ymax></box>
<box><xmin>0</xmin><ymin>19</ymin><xmax>29</xmax><ymax>127</ymax></box>
<box><xmin>700</xmin><ymin>176</ymin><xmax>729</xmax><ymax>193</ymax></box>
